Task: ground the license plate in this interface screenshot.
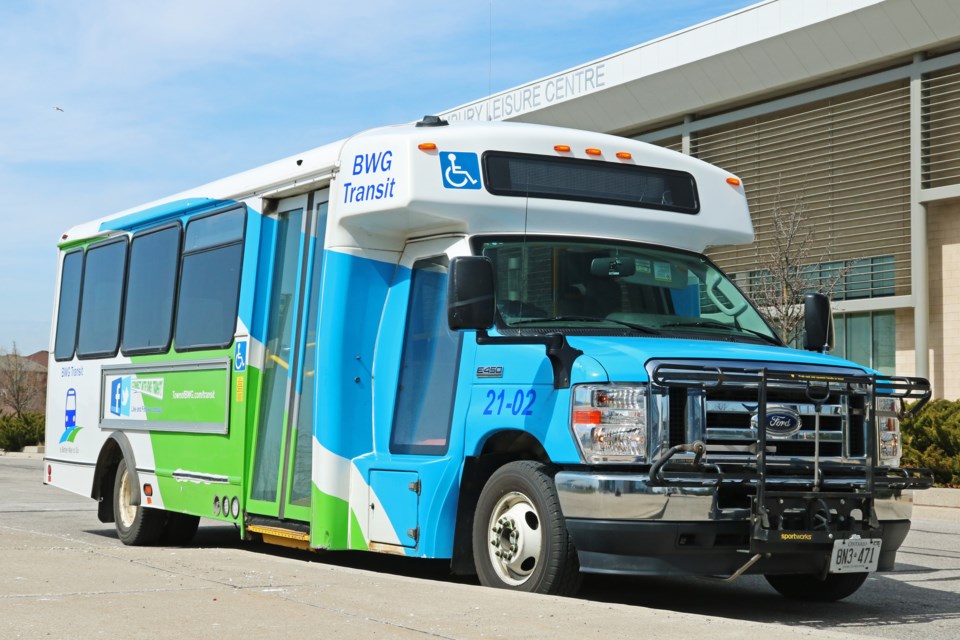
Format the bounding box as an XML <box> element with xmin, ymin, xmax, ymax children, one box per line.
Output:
<box><xmin>829</xmin><ymin>538</ymin><xmax>882</xmax><ymax>574</ymax></box>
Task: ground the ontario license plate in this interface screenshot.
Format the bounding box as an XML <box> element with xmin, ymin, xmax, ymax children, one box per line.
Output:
<box><xmin>829</xmin><ymin>538</ymin><xmax>882</xmax><ymax>574</ymax></box>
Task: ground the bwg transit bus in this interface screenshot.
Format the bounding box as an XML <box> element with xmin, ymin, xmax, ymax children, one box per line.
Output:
<box><xmin>46</xmin><ymin>117</ymin><xmax>933</xmax><ymax>600</ymax></box>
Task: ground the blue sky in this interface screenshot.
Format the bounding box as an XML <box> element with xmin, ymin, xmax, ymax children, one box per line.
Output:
<box><xmin>0</xmin><ymin>0</ymin><xmax>756</xmax><ymax>355</ymax></box>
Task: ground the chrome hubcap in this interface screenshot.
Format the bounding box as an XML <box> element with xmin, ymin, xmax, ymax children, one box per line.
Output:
<box><xmin>487</xmin><ymin>491</ymin><xmax>542</xmax><ymax>586</ymax></box>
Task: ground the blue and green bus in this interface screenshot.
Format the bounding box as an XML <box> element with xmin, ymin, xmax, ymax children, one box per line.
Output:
<box><xmin>45</xmin><ymin>117</ymin><xmax>931</xmax><ymax>600</ymax></box>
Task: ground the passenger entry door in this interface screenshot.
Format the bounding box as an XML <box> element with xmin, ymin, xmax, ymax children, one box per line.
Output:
<box><xmin>368</xmin><ymin>237</ymin><xmax>469</xmax><ymax>550</ymax></box>
<box><xmin>247</xmin><ymin>191</ymin><xmax>328</xmax><ymax>522</ymax></box>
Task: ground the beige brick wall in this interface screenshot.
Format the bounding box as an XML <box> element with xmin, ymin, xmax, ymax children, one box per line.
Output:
<box><xmin>895</xmin><ymin>307</ymin><xmax>916</xmax><ymax>380</ymax></box>
<box><xmin>926</xmin><ymin>201</ymin><xmax>960</xmax><ymax>399</ymax></box>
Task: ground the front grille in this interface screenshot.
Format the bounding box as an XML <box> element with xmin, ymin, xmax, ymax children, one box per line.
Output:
<box><xmin>701</xmin><ymin>385</ymin><xmax>848</xmax><ymax>459</ymax></box>
<box><xmin>654</xmin><ymin>361</ymin><xmax>873</xmax><ymax>464</ymax></box>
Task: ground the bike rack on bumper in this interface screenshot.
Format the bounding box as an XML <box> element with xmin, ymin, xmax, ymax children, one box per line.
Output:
<box><xmin>646</xmin><ymin>364</ymin><xmax>933</xmax><ymax>576</ymax></box>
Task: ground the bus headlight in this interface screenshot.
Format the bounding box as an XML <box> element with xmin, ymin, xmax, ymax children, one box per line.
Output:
<box><xmin>876</xmin><ymin>396</ymin><xmax>902</xmax><ymax>466</ymax></box>
<box><xmin>571</xmin><ymin>384</ymin><xmax>648</xmax><ymax>463</ymax></box>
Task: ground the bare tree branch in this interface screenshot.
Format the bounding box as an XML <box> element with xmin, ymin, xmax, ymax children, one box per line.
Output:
<box><xmin>0</xmin><ymin>343</ymin><xmax>46</xmax><ymax>420</ymax></box>
<box><xmin>748</xmin><ymin>183</ymin><xmax>852</xmax><ymax>346</ymax></box>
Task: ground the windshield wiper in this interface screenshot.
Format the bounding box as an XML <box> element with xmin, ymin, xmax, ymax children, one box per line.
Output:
<box><xmin>509</xmin><ymin>315</ymin><xmax>661</xmax><ymax>335</ymax></box>
<box><xmin>659</xmin><ymin>320</ymin><xmax>782</xmax><ymax>346</ymax></box>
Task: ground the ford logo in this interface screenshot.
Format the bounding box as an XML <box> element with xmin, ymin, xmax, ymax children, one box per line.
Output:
<box><xmin>751</xmin><ymin>406</ymin><xmax>803</xmax><ymax>438</ymax></box>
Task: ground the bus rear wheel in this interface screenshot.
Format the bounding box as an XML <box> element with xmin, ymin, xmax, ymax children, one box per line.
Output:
<box><xmin>765</xmin><ymin>571</ymin><xmax>869</xmax><ymax>601</ymax></box>
<box><xmin>113</xmin><ymin>458</ymin><xmax>165</xmax><ymax>546</ymax></box>
<box><xmin>472</xmin><ymin>461</ymin><xmax>581</xmax><ymax>596</ymax></box>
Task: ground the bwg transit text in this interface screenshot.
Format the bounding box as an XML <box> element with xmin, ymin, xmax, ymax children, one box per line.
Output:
<box><xmin>45</xmin><ymin>116</ymin><xmax>932</xmax><ymax>600</ymax></box>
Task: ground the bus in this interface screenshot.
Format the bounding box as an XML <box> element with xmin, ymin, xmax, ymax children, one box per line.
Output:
<box><xmin>45</xmin><ymin>116</ymin><xmax>932</xmax><ymax>600</ymax></box>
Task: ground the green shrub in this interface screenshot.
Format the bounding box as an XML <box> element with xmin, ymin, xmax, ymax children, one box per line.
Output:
<box><xmin>0</xmin><ymin>413</ymin><xmax>45</xmax><ymax>452</ymax></box>
<box><xmin>900</xmin><ymin>399</ymin><xmax>960</xmax><ymax>486</ymax></box>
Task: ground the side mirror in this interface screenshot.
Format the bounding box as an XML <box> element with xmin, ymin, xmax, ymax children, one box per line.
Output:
<box><xmin>447</xmin><ymin>256</ymin><xmax>495</xmax><ymax>331</ymax></box>
<box><xmin>803</xmin><ymin>293</ymin><xmax>834</xmax><ymax>352</ymax></box>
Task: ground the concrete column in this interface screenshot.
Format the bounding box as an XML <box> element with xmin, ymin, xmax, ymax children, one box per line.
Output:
<box><xmin>682</xmin><ymin>115</ymin><xmax>693</xmax><ymax>155</ymax></box>
<box><xmin>910</xmin><ymin>53</ymin><xmax>929</xmax><ymax>379</ymax></box>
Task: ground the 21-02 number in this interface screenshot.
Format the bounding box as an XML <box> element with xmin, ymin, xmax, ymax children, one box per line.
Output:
<box><xmin>483</xmin><ymin>389</ymin><xmax>536</xmax><ymax>416</ymax></box>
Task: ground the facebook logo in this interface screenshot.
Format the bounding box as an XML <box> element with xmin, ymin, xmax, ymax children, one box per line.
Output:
<box><xmin>110</xmin><ymin>376</ymin><xmax>131</xmax><ymax>417</ymax></box>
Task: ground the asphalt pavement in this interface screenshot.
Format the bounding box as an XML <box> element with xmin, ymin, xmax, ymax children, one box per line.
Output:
<box><xmin>2</xmin><ymin>454</ymin><xmax>957</xmax><ymax>640</ymax></box>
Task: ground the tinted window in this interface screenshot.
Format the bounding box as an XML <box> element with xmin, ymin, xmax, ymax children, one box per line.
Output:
<box><xmin>390</xmin><ymin>256</ymin><xmax>462</xmax><ymax>455</ymax></box>
<box><xmin>484</xmin><ymin>152</ymin><xmax>699</xmax><ymax>214</ymax></box>
<box><xmin>175</xmin><ymin>208</ymin><xmax>245</xmax><ymax>350</ymax></box>
<box><xmin>123</xmin><ymin>225</ymin><xmax>181</xmax><ymax>354</ymax></box>
<box><xmin>54</xmin><ymin>250</ymin><xmax>84</xmax><ymax>361</ymax></box>
<box><xmin>77</xmin><ymin>239</ymin><xmax>128</xmax><ymax>358</ymax></box>
<box><xmin>182</xmin><ymin>207</ymin><xmax>245</xmax><ymax>252</ymax></box>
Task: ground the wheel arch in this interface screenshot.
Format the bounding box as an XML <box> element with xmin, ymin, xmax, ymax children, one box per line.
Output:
<box><xmin>451</xmin><ymin>429</ymin><xmax>550</xmax><ymax>575</ymax></box>
<box><xmin>92</xmin><ymin>432</ymin><xmax>140</xmax><ymax>523</ymax></box>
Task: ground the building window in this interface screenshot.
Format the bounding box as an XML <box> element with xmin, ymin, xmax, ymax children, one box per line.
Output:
<box><xmin>54</xmin><ymin>250</ymin><xmax>84</xmax><ymax>361</ymax></box>
<box><xmin>122</xmin><ymin>225</ymin><xmax>181</xmax><ymax>354</ymax></box>
<box><xmin>77</xmin><ymin>238</ymin><xmax>128</xmax><ymax>359</ymax></box>
<box><xmin>174</xmin><ymin>207</ymin><xmax>245</xmax><ymax>351</ymax></box>
<box><xmin>831</xmin><ymin>311</ymin><xmax>895</xmax><ymax>376</ymax></box>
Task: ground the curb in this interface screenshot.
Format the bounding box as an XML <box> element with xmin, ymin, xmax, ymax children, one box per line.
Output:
<box><xmin>913</xmin><ymin>487</ymin><xmax>960</xmax><ymax>509</ymax></box>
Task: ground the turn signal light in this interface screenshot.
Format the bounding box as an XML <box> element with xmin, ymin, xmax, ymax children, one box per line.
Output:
<box><xmin>554</xmin><ymin>145</ymin><xmax>571</xmax><ymax>152</ymax></box>
<box><xmin>573</xmin><ymin>410</ymin><xmax>602</xmax><ymax>424</ymax></box>
<box><xmin>418</xmin><ymin>142</ymin><xmax>437</xmax><ymax>151</ymax></box>
<box><xmin>616</xmin><ymin>152</ymin><xmax>632</xmax><ymax>160</ymax></box>
<box><xmin>585</xmin><ymin>148</ymin><xmax>602</xmax><ymax>156</ymax></box>
<box><xmin>726</xmin><ymin>177</ymin><xmax>741</xmax><ymax>186</ymax></box>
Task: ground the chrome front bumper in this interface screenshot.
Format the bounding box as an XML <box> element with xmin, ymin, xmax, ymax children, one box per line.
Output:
<box><xmin>555</xmin><ymin>471</ymin><xmax>914</xmax><ymax>523</ymax></box>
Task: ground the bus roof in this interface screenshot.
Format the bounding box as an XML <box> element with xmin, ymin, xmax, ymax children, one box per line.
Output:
<box><xmin>62</xmin><ymin>120</ymin><xmax>753</xmax><ymax>254</ymax></box>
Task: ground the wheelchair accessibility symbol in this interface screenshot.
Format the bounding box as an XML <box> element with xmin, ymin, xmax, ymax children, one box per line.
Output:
<box><xmin>440</xmin><ymin>152</ymin><xmax>482</xmax><ymax>190</ymax></box>
<box><xmin>234</xmin><ymin>340</ymin><xmax>247</xmax><ymax>372</ymax></box>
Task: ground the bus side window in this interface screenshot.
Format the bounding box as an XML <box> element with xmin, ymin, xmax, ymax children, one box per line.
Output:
<box><xmin>390</xmin><ymin>256</ymin><xmax>462</xmax><ymax>455</ymax></box>
<box><xmin>174</xmin><ymin>207</ymin><xmax>245</xmax><ymax>351</ymax></box>
<box><xmin>54</xmin><ymin>250</ymin><xmax>85</xmax><ymax>361</ymax></box>
<box><xmin>122</xmin><ymin>225</ymin><xmax>181</xmax><ymax>354</ymax></box>
<box><xmin>76</xmin><ymin>238</ymin><xmax>128</xmax><ymax>359</ymax></box>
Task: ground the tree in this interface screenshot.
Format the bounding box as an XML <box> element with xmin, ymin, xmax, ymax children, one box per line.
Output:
<box><xmin>0</xmin><ymin>343</ymin><xmax>46</xmax><ymax>419</ymax></box>
<box><xmin>747</xmin><ymin>187</ymin><xmax>849</xmax><ymax>346</ymax></box>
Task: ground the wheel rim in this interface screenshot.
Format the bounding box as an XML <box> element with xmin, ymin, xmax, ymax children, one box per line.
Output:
<box><xmin>118</xmin><ymin>467</ymin><xmax>137</xmax><ymax>529</ymax></box>
<box><xmin>486</xmin><ymin>490</ymin><xmax>543</xmax><ymax>586</ymax></box>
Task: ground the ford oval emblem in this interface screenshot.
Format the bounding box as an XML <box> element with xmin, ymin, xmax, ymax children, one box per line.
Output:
<box><xmin>752</xmin><ymin>406</ymin><xmax>803</xmax><ymax>438</ymax></box>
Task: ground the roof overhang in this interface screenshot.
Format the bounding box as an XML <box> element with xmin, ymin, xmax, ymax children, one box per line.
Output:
<box><xmin>440</xmin><ymin>0</ymin><xmax>960</xmax><ymax>134</ymax></box>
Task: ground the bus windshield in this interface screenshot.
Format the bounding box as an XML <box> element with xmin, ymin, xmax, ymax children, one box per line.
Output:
<box><xmin>476</xmin><ymin>237</ymin><xmax>781</xmax><ymax>345</ymax></box>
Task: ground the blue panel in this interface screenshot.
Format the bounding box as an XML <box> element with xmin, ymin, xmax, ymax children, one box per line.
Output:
<box><xmin>99</xmin><ymin>198</ymin><xmax>234</xmax><ymax>233</ymax></box>
<box><xmin>369</xmin><ymin>470</ymin><xmax>419</xmax><ymax>548</ymax></box>
<box><xmin>314</xmin><ymin>251</ymin><xmax>396</xmax><ymax>461</ymax></box>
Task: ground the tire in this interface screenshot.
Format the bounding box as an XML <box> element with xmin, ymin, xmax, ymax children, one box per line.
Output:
<box><xmin>160</xmin><ymin>512</ymin><xmax>200</xmax><ymax>546</ymax></box>
<box><xmin>765</xmin><ymin>572</ymin><xmax>869</xmax><ymax>602</ymax></box>
<box><xmin>472</xmin><ymin>460</ymin><xmax>581</xmax><ymax>596</ymax></box>
<box><xmin>113</xmin><ymin>458</ymin><xmax>165</xmax><ymax>546</ymax></box>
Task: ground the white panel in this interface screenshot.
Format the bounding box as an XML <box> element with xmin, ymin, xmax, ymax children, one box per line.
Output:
<box><xmin>829</xmin><ymin>15</ymin><xmax>883</xmax><ymax>62</ymax></box>
<box><xmin>878</xmin><ymin>1</ymin><xmax>939</xmax><ymax>46</ymax></box>
<box><xmin>854</xmin><ymin>9</ymin><xmax>909</xmax><ymax>53</ymax></box>
<box><xmin>781</xmin><ymin>33</ymin><xmax>831</xmax><ymax>76</ymax></box>
<box><xmin>916</xmin><ymin>0</ymin><xmax>960</xmax><ymax>42</ymax></box>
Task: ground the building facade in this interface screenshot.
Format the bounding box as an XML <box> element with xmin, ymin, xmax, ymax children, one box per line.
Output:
<box><xmin>440</xmin><ymin>0</ymin><xmax>960</xmax><ymax>398</ymax></box>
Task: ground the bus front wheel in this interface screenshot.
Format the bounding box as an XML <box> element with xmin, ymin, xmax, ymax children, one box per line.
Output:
<box><xmin>472</xmin><ymin>460</ymin><xmax>581</xmax><ymax>596</ymax></box>
<box><xmin>113</xmin><ymin>458</ymin><xmax>165</xmax><ymax>546</ymax></box>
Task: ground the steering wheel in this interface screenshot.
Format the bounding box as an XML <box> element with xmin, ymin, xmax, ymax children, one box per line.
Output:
<box><xmin>705</xmin><ymin>270</ymin><xmax>747</xmax><ymax>317</ymax></box>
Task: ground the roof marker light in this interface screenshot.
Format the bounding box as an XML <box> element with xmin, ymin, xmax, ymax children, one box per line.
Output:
<box><xmin>726</xmin><ymin>177</ymin><xmax>741</xmax><ymax>186</ymax></box>
<box><xmin>616</xmin><ymin>152</ymin><xmax>632</xmax><ymax>160</ymax></box>
<box><xmin>418</xmin><ymin>142</ymin><xmax>437</xmax><ymax>151</ymax></box>
<box><xmin>585</xmin><ymin>148</ymin><xmax>602</xmax><ymax>156</ymax></box>
<box><xmin>554</xmin><ymin>145</ymin><xmax>571</xmax><ymax>152</ymax></box>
